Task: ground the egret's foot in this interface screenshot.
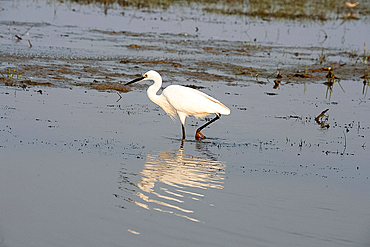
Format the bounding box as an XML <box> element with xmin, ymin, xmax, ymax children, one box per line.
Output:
<box><xmin>195</xmin><ymin>131</ymin><xmax>206</xmax><ymax>140</ymax></box>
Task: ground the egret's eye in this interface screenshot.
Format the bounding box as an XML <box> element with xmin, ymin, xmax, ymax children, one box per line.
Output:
<box><xmin>143</xmin><ymin>74</ymin><xmax>147</xmax><ymax>78</ymax></box>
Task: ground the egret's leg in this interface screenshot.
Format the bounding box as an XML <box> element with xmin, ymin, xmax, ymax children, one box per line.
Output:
<box><xmin>178</xmin><ymin>113</ymin><xmax>187</xmax><ymax>140</ymax></box>
<box><xmin>195</xmin><ymin>114</ymin><xmax>221</xmax><ymax>139</ymax></box>
<box><xmin>181</xmin><ymin>124</ymin><xmax>186</xmax><ymax>140</ymax></box>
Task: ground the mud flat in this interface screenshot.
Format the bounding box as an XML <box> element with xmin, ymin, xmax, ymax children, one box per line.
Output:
<box><xmin>1</xmin><ymin>0</ymin><xmax>370</xmax><ymax>246</ymax></box>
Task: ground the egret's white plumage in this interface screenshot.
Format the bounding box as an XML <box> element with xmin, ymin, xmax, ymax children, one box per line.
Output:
<box><xmin>125</xmin><ymin>70</ymin><xmax>230</xmax><ymax>139</ymax></box>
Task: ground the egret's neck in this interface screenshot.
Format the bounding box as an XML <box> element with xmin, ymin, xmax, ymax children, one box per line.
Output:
<box><xmin>147</xmin><ymin>78</ymin><xmax>162</xmax><ymax>106</ymax></box>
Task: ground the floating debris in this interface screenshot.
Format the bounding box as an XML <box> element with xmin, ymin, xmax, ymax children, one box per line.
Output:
<box><xmin>273</xmin><ymin>80</ymin><xmax>280</xmax><ymax>89</ymax></box>
<box><xmin>265</xmin><ymin>92</ymin><xmax>278</xmax><ymax>96</ymax></box>
<box><xmin>315</xmin><ymin>109</ymin><xmax>330</xmax><ymax>129</ymax></box>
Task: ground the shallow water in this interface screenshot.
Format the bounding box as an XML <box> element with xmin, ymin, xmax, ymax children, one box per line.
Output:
<box><xmin>1</xmin><ymin>0</ymin><xmax>370</xmax><ymax>87</ymax></box>
<box><xmin>1</xmin><ymin>82</ymin><xmax>369</xmax><ymax>247</ymax></box>
<box><xmin>1</xmin><ymin>0</ymin><xmax>370</xmax><ymax>247</ymax></box>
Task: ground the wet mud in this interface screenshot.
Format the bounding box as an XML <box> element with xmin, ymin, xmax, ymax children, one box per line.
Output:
<box><xmin>1</xmin><ymin>0</ymin><xmax>370</xmax><ymax>247</ymax></box>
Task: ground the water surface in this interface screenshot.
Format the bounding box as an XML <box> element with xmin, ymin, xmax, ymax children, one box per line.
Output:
<box><xmin>1</xmin><ymin>1</ymin><xmax>370</xmax><ymax>246</ymax></box>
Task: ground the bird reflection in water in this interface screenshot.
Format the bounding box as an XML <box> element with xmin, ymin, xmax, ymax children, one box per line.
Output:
<box><xmin>122</xmin><ymin>141</ymin><xmax>226</xmax><ymax>222</ymax></box>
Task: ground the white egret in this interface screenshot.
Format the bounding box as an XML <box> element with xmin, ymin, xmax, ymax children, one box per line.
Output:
<box><xmin>125</xmin><ymin>70</ymin><xmax>230</xmax><ymax>139</ymax></box>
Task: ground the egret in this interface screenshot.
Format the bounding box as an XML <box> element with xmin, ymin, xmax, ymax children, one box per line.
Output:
<box><xmin>125</xmin><ymin>70</ymin><xmax>230</xmax><ymax>140</ymax></box>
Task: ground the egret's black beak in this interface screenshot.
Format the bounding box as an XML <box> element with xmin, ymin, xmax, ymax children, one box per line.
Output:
<box><xmin>125</xmin><ymin>76</ymin><xmax>145</xmax><ymax>85</ymax></box>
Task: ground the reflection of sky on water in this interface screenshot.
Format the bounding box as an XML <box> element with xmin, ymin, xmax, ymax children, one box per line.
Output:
<box><xmin>121</xmin><ymin>142</ymin><xmax>226</xmax><ymax>222</ymax></box>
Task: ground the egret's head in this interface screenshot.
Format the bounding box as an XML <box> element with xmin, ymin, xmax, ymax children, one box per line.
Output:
<box><xmin>125</xmin><ymin>70</ymin><xmax>161</xmax><ymax>85</ymax></box>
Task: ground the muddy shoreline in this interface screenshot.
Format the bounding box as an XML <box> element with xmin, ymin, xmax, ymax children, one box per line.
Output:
<box><xmin>1</xmin><ymin>48</ymin><xmax>367</xmax><ymax>93</ymax></box>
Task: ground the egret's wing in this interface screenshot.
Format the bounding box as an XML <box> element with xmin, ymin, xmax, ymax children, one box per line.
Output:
<box><xmin>162</xmin><ymin>85</ymin><xmax>230</xmax><ymax>118</ymax></box>
<box><xmin>155</xmin><ymin>95</ymin><xmax>178</xmax><ymax>121</ymax></box>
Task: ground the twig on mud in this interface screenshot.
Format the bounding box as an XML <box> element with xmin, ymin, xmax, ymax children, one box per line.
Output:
<box><xmin>337</xmin><ymin>79</ymin><xmax>345</xmax><ymax>93</ymax></box>
<box><xmin>20</xmin><ymin>25</ymin><xmax>34</xmax><ymax>37</ymax></box>
<box><xmin>341</xmin><ymin>130</ymin><xmax>347</xmax><ymax>155</ymax></box>
<box><xmin>116</xmin><ymin>92</ymin><xmax>122</xmax><ymax>102</ymax></box>
<box><xmin>7</xmin><ymin>26</ymin><xmax>22</xmax><ymax>40</ymax></box>
<box><xmin>324</xmin><ymin>67</ymin><xmax>345</xmax><ymax>100</ymax></box>
<box><xmin>315</xmin><ymin>109</ymin><xmax>330</xmax><ymax>128</ymax></box>
<box><xmin>275</xmin><ymin>114</ymin><xmax>302</xmax><ymax>120</ymax></box>
<box><xmin>315</xmin><ymin>109</ymin><xmax>329</xmax><ymax>120</ymax></box>
<box><xmin>7</xmin><ymin>25</ymin><xmax>34</xmax><ymax>42</ymax></box>
<box><xmin>318</xmin><ymin>29</ymin><xmax>328</xmax><ymax>44</ymax></box>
